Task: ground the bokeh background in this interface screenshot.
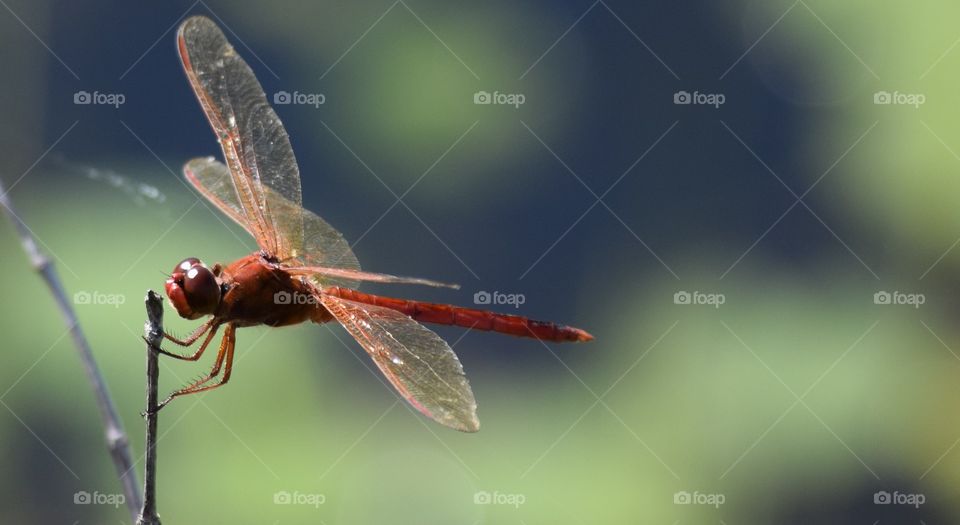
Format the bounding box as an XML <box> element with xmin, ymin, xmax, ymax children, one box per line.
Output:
<box><xmin>1</xmin><ymin>0</ymin><xmax>959</xmax><ymax>523</ymax></box>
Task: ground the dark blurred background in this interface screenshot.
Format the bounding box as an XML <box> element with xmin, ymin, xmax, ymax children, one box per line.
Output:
<box><xmin>2</xmin><ymin>0</ymin><xmax>959</xmax><ymax>523</ymax></box>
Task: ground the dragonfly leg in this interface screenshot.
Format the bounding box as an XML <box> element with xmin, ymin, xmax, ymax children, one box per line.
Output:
<box><xmin>149</xmin><ymin>323</ymin><xmax>220</xmax><ymax>361</ymax></box>
<box><xmin>163</xmin><ymin>319</ymin><xmax>215</xmax><ymax>347</ymax></box>
<box><xmin>158</xmin><ymin>324</ymin><xmax>236</xmax><ymax>409</ymax></box>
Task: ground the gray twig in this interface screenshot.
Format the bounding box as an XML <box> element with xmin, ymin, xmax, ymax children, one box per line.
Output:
<box><xmin>137</xmin><ymin>291</ymin><xmax>163</xmax><ymax>525</ymax></box>
<box><xmin>0</xmin><ymin>179</ymin><xmax>142</xmax><ymax>520</ymax></box>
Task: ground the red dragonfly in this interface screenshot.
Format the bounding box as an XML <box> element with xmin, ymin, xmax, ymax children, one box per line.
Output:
<box><xmin>156</xmin><ymin>16</ymin><xmax>592</xmax><ymax>432</ymax></box>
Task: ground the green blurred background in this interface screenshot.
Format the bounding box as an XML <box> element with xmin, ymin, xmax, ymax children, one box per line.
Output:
<box><xmin>2</xmin><ymin>0</ymin><xmax>960</xmax><ymax>523</ymax></box>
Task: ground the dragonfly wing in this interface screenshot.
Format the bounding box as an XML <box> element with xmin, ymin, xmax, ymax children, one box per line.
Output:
<box><xmin>185</xmin><ymin>157</ymin><xmax>361</xmax><ymax>288</ymax></box>
<box><xmin>285</xmin><ymin>265</ymin><xmax>457</xmax><ymax>289</ymax></box>
<box><xmin>184</xmin><ymin>157</ymin><xmax>253</xmax><ymax>235</ymax></box>
<box><xmin>321</xmin><ymin>294</ymin><xmax>479</xmax><ymax>432</ymax></box>
<box><xmin>299</xmin><ymin>213</ymin><xmax>361</xmax><ymax>289</ymax></box>
<box><xmin>178</xmin><ymin>16</ymin><xmax>303</xmax><ymax>258</ymax></box>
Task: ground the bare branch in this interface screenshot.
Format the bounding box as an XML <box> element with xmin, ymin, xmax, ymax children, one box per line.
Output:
<box><xmin>0</xmin><ymin>178</ymin><xmax>142</xmax><ymax>520</ymax></box>
<box><xmin>137</xmin><ymin>291</ymin><xmax>163</xmax><ymax>525</ymax></box>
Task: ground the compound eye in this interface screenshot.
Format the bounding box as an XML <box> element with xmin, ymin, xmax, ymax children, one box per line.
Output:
<box><xmin>173</xmin><ymin>257</ymin><xmax>202</xmax><ymax>275</ymax></box>
<box><xmin>182</xmin><ymin>264</ymin><xmax>220</xmax><ymax>315</ymax></box>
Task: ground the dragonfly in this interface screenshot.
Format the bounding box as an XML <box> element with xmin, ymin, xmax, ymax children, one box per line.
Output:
<box><xmin>155</xmin><ymin>15</ymin><xmax>593</xmax><ymax>432</ymax></box>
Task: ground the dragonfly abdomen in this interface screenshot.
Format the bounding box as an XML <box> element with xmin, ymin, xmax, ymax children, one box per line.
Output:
<box><xmin>324</xmin><ymin>287</ymin><xmax>593</xmax><ymax>343</ymax></box>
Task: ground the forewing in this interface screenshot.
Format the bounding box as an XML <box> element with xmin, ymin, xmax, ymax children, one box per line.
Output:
<box><xmin>185</xmin><ymin>157</ymin><xmax>361</xmax><ymax>287</ymax></box>
<box><xmin>178</xmin><ymin>16</ymin><xmax>303</xmax><ymax>258</ymax></box>
<box><xmin>184</xmin><ymin>157</ymin><xmax>252</xmax><ymax>234</ymax></box>
<box><xmin>321</xmin><ymin>294</ymin><xmax>479</xmax><ymax>432</ymax></box>
<box><xmin>285</xmin><ymin>265</ymin><xmax>456</xmax><ymax>289</ymax></box>
<box><xmin>299</xmin><ymin>210</ymin><xmax>361</xmax><ymax>289</ymax></box>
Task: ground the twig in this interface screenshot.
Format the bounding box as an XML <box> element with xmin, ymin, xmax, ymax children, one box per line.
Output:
<box><xmin>137</xmin><ymin>291</ymin><xmax>163</xmax><ymax>525</ymax></box>
<box><xmin>0</xmin><ymin>179</ymin><xmax>142</xmax><ymax>520</ymax></box>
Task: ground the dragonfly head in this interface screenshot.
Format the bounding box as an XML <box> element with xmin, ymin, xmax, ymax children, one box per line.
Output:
<box><xmin>165</xmin><ymin>257</ymin><xmax>221</xmax><ymax>319</ymax></box>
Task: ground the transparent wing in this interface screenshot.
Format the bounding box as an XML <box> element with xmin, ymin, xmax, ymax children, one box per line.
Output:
<box><xmin>178</xmin><ymin>15</ymin><xmax>303</xmax><ymax>258</ymax></box>
<box><xmin>184</xmin><ymin>157</ymin><xmax>361</xmax><ymax>288</ymax></box>
<box><xmin>321</xmin><ymin>294</ymin><xmax>479</xmax><ymax>432</ymax></box>
<box><xmin>183</xmin><ymin>157</ymin><xmax>249</xmax><ymax>232</ymax></box>
<box><xmin>285</xmin><ymin>265</ymin><xmax>458</xmax><ymax>289</ymax></box>
<box><xmin>298</xmin><ymin>212</ymin><xmax>362</xmax><ymax>289</ymax></box>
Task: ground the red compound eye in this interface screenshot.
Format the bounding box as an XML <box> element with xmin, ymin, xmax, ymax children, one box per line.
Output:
<box><xmin>165</xmin><ymin>258</ymin><xmax>220</xmax><ymax>319</ymax></box>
